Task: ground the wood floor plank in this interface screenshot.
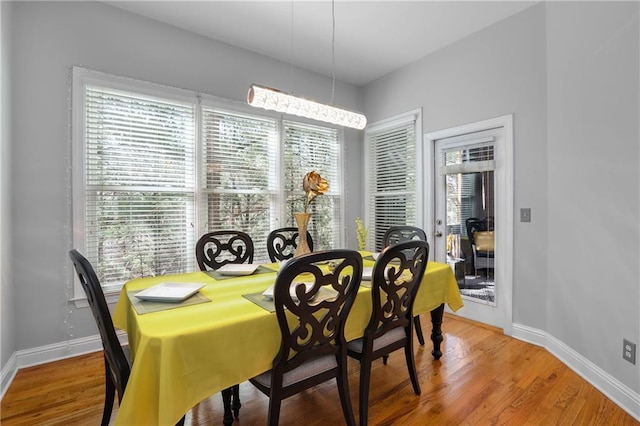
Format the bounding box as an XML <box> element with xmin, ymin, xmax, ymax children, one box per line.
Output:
<box><xmin>1</xmin><ymin>314</ymin><xmax>637</xmax><ymax>425</ymax></box>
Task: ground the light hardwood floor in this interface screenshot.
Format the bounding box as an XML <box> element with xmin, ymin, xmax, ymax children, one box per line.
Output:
<box><xmin>1</xmin><ymin>314</ymin><xmax>637</xmax><ymax>425</ymax></box>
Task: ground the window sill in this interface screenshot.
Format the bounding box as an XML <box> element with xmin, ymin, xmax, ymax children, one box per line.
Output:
<box><xmin>72</xmin><ymin>287</ymin><xmax>122</xmax><ymax>309</ymax></box>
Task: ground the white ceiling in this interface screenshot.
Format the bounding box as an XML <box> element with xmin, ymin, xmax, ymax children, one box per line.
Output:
<box><xmin>106</xmin><ymin>1</ymin><xmax>539</xmax><ymax>87</ymax></box>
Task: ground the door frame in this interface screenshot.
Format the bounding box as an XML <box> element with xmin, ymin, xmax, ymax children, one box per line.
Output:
<box><xmin>424</xmin><ymin>115</ymin><xmax>514</xmax><ymax>335</ymax></box>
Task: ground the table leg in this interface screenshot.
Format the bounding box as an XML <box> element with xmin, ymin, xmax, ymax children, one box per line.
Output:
<box><xmin>232</xmin><ymin>383</ymin><xmax>241</xmax><ymax>417</ymax></box>
<box><xmin>221</xmin><ymin>387</ymin><xmax>233</xmax><ymax>426</ymax></box>
<box><xmin>430</xmin><ymin>303</ymin><xmax>445</xmax><ymax>360</ymax></box>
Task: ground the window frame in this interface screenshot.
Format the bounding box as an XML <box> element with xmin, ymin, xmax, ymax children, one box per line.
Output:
<box><xmin>72</xmin><ymin>67</ymin><xmax>345</xmax><ymax>305</ymax></box>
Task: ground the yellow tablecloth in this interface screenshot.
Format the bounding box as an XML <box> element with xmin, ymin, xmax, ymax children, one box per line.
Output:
<box><xmin>112</xmin><ymin>258</ymin><xmax>463</xmax><ymax>425</ymax></box>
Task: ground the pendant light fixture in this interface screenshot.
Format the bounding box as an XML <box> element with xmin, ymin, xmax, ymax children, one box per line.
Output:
<box><xmin>247</xmin><ymin>84</ymin><xmax>366</xmax><ymax>129</ymax></box>
<box><xmin>247</xmin><ymin>1</ymin><xmax>366</xmax><ymax>130</ymax></box>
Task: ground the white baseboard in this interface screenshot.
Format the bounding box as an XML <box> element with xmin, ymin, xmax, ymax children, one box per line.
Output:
<box><xmin>0</xmin><ymin>331</ymin><xmax>127</xmax><ymax>401</ymax></box>
<box><xmin>512</xmin><ymin>323</ymin><xmax>640</xmax><ymax>422</ymax></box>
<box><xmin>0</xmin><ymin>352</ymin><xmax>18</xmax><ymax>400</ymax></box>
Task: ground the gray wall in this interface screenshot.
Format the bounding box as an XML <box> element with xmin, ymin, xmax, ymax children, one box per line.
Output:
<box><xmin>363</xmin><ymin>1</ymin><xmax>639</xmax><ymax>394</ymax></box>
<box><xmin>6</xmin><ymin>1</ymin><xmax>362</xmax><ymax>355</ymax></box>
<box><xmin>1</xmin><ymin>0</ymin><xmax>15</xmax><ymax>375</ymax></box>
<box><xmin>545</xmin><ymin>1</ymin><xmax>639</xmax><ymax>392</ymax></box>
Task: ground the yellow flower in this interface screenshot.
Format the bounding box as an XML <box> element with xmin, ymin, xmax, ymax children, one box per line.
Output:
<box><xmin>302</xmin><ymin>171</ymin><xmax>329</xmax><ymax>212</ymax></box>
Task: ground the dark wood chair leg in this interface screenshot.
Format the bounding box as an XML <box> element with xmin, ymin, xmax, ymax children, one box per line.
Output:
<box><xmin>404</xmin><ymin>342</ymin><xmax>421</xmax><ymax>395</ymax></box>
<box><xmin>430</xmin><ymin>304</ymin><xmax>445</xmax><ymax>360</ymax></box>
<box><xmin>359</xmin><ymin>356</ymin><xmax>373</xmax><ymax>426</ymax></box>
<box><xmin>336</xmin><ymin>360</ymin><xmax>356</xmax><ymax>426</ymax></box>
<box><xmin>266</xmin><ymin>395</ymin><xmax>282</xmax><ymax>426</ymax></box>
<box><xmin>101</xmin><ymin>362</ymin><xmax>115</xmax><ymax>426</ymax></box>
<box><xmin>221</xmin><ymin>387</ymin><xmax>234</xmax><ymax>426</ymax></box>
<box><xmin>414</xmin><ymin>315</ymin><xmax>425</xmax><ymax>345</ymax></box>
<box><xmin>231</xmin><ymin>384</ymin><xmax>241</xmax><ymax>418</ymax></box>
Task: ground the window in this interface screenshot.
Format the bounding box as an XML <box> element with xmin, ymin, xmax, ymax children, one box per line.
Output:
<box><xmin>200</xmin><ymin>108</ymin><xmax>278</xmax><ymax>262</ymax></box>
<box><xmin>72</xmin><ymin>68</ymin><xmax>343</xmax><ymax>297</ymax></box>
<box><xmin>365</xmin><ymin>111</ymin><xmax>421</xmax><ymax>251</ymax></box>
<box><xmin>282</xmin><ymin>121</ymin><xmax>341</xmax><ymax>251</ymax></box>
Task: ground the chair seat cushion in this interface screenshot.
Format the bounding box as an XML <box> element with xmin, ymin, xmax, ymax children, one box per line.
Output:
<box><xmin>347</xmin><ymin>327</ymin><xmax>406</xmax><ymax>354</ymax></box>
<box><xmin>474</xmin><ymin>231</ymin><xmax>494</xmax><ymax>251</ymax></box>
<box><xmin>252</xmin><ymin>354</ymin><xmax>338</xmax><ymax>389</ymax></box>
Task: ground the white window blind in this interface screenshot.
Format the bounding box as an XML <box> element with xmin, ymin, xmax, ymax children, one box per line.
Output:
<box><xmin>200</xmin><ymin>108</ymin><xmax>278</xmax><ymax>261</ymax></box>
<box><xmin>83</xmin><ymin>84</ymin><xmax>196</xmax><ymax>289</ymax></box>
<box><xmin>366</xmin><ymin>115</ymin><xmax>417</xmax><ymax>251</ymax></box>
<box><xmin>283</xmin><ymin>121</ymin><xmax>341</xmax><ymax>250</ymax></box>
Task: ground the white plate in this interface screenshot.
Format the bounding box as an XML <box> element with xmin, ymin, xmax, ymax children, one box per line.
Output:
<box><xmin>217</xmin><ymin>264</ymin><xmax>260</xmax><ymax>276</ymax></box>
<box><xmin>262</xmin><ymin>282</ymin><xmax>314</xmax><ymax>301</ymax></box>
<box><xmin>135</xmin><ymin>282</ymin><xmax>205</xmax><ymax>303</ymax></box>
<box><xmin>362</xmin><ymin>267</ymin><xmax>373</xmax><ymax>280</ymax></box>
<box><xmin>261</xmin><ymin>285</ymin><xmax>275</xmax><ymax>299</ymax></box>
<box><xmin>277</xmin><ymin>258</ymin><xmax>293</xmax><ymax>269</ymax></box>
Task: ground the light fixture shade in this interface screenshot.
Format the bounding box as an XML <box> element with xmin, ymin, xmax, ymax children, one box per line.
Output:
<box><xmin>247</xmin><ymin>84</ymin><xmax>367</xmax><ymax>130</ymax></box>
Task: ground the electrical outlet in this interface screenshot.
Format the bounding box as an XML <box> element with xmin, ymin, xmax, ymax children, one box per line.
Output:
<box><xmin>623</xmin><ymin>339</ymin><xmax>636</xmax><ymax>364</ymax></box>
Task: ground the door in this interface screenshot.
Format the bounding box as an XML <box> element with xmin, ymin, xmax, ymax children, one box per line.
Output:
<box><xmin>425</xmin><ymin>116</ymin><xmax>513</xmax><ymax>332</ymax></box>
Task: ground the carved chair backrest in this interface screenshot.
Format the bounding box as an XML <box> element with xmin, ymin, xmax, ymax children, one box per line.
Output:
<box><xmin>366</xmin><ymin>240</ymin><xmax>429</xmax><ymax>340</ymax></box>
<box><xmin>267</xmin><ymin>227</ymin><xmax>314</xmax><ymax>262</ymax></box>
<box><xmin>382</xmin><ymin>225</ymin><xmax>427</xmax><ymax>247</ymax></box>
<box><xmin>271</xmin><ymin>250</ymin><xmax>362</xmax><ymax>372</ymax></box>
<box><xmin>196</xmin><ymin>231</ymin><xmax>254</xmax><ymax>271</ymax></box>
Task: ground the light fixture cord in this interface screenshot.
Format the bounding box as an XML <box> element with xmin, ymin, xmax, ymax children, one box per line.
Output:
<box><xmin>331</xmin><ymin>0</ymin><xmax>335</xmax><ymax>105</ymax></box>
<box><xmin>290</xmin><ymin>0</ymin><xmax>295</xmax><ymax>95</ymax></box>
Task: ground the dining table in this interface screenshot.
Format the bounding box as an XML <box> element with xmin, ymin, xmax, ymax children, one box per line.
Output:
<box><xmin>112</xmin><ymin>253</ymin><xmax>464</xmax><ymax>425</ymax></box>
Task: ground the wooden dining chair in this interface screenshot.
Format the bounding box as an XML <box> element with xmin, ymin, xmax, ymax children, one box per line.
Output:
<box><xmin>195</xmin><ymin>230</ymin><xmax>254</xmax><ymax>424</ymax></box>
<box><xmin>266</xmin><ymin>227</ymin><xmax>314</xmax><ymax>262</ymax></box>
<box><xmin>382</xmin><ymin>225</ymin><xmax>428</xmax><ymax>346</ymax></box>
<box><xmin>249</xmin><ymin>250</ymin><xmax>362</xmax><ymax>426</ymax></box>
<box><xmin>346</xmin><ymin>239</ymin><xmax>429</xmax><ymax>426</ymax></box>
<box><xmin>68</xmin><ymin>250</ymin><xmax>186</xmax><ymax>426</ymax></box>
<box><xmin>196</xmin><ymin>230</ymin><xmax>254</xmax><ymax>271</ymax></box>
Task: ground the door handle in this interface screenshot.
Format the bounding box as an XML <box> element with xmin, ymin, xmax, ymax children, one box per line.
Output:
<box><xmin>434</xmin><ymin>231</ymin><xmax>443</xmax><ymax>238</ymax></box>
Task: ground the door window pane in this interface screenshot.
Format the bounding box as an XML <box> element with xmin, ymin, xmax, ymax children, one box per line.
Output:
<box><xmin>443</xmin><ymin>145</ymin><xmax>495</xmax><ymax>304</ymax></box>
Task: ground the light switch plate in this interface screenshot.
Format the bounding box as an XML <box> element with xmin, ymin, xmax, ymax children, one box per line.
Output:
<box><xmin>520</xmin><ymin>208</ymin><xmax>531</xmax><ymax>222</ymax></box>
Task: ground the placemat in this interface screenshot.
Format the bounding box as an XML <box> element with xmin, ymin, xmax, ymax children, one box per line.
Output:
<box><xmin>243</xmin><ymin>292</ymin><xmax>276</xmax><ymax>312</ymax></box>
<box><xmin>127</xmin><ymin>290</ymin><xmax>211</xmax><ymax>315</ymax></box>
<box><xmin>243</xmin><ymin>286</ymin><xmax>339</xmax><ymax>313</ymax></box>
<box><xmin>205</xmin><ymin>265</ymin><xmax>276</xmax><ymax>281</ymax></box>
